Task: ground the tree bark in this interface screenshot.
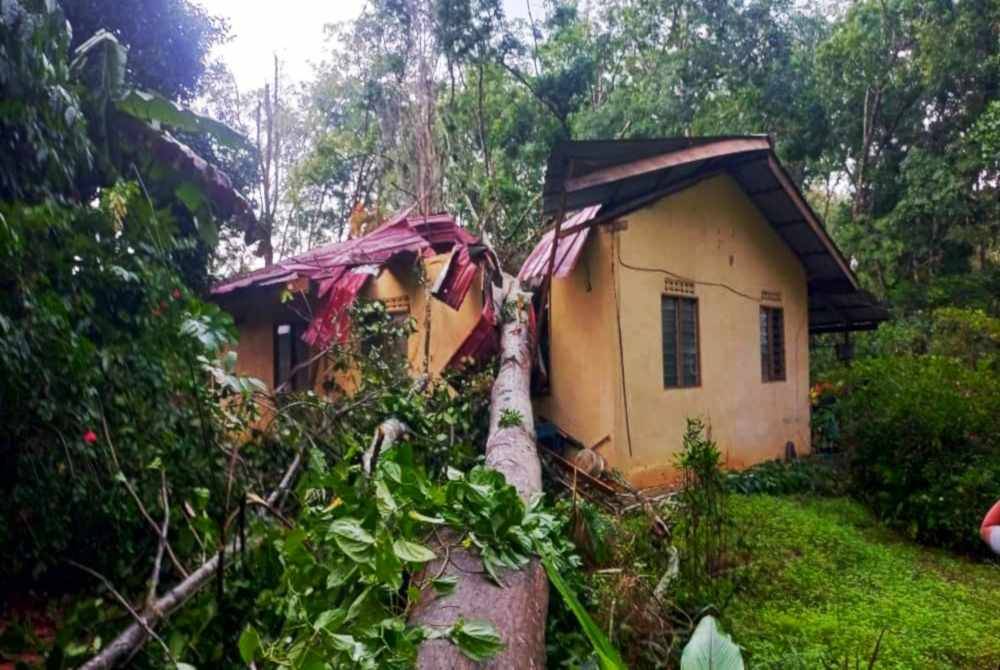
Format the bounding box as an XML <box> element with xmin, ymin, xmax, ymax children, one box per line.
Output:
<box><xmin>409</xmin><ymin>288</ymin><xmax>548</xmax><ymax>669</ymax></box>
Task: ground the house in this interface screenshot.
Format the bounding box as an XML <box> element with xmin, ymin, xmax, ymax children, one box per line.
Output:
<box><xmin>211</xmin><ymin>209</ymin><xmax>500</xmax><ymax>397</ymax></box>
<box><xmin>519</xmin><ymin>136</ymin><xmax>888</xmax><ymax>488</ymax></box>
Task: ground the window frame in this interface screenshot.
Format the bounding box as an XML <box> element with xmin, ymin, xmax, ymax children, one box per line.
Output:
<box><xmin>274</xmin><ymin>322</ymin><xmax>309</xmax><ymax>392</ymax></box>
<box><xmin>760</xmin><ymin>305</ymin><xmax>786</xmax><ymax>383</ymax></box>
<box><xmin>661</xmin><ymin>294</ymin><xmax>701</xmax><ymax>389</ymax></box>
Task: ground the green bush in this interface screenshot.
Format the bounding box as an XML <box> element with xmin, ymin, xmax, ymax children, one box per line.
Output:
<box><xmin>727</xmin><ymin>457</ymin><xmax>848</xmax><ymax>497</ymax></box>
<box><xmin>0</xmin><ymin>1</ymin><xmax>267</xmax><ymax>590</ymax></box>
<box><xmin>831</xmin><ymin>355</ymin><xmax>1000</xmax><ymax>553</ymax></box>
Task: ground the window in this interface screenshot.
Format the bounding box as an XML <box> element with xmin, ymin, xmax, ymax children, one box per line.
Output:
<box><xmin>760</xmin><ymin>306</ymin><xmax>786</xmax><ymax>382</ymax></box>
<box><xmin>662</xmin><ymin>295</ymin><xmax>700</xmax><ymax>388</ymax></box>
<box><xmin>274</xmin><ymin>323</ymin><xmax>309</xmax><ymax>391</ymax></box>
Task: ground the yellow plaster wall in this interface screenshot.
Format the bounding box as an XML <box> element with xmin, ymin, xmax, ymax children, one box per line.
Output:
<box><xmin>366</xmin><ymin>253</ymin><xmax>486</xmax><ymax>378</ymax></box>
<box><xmin>233</xmin><ymin>318</ymin><xmax>275</xmax><ymax>389</ymax></box>
<box><xmin>542</xmin><ymin>174</ymin><xmax>810</xmax><ymax>488</ymax></box>
<box><xmin>535</xmin><ymin>228</ymin><xmax>619</xmax><ymax>460</ymax></box>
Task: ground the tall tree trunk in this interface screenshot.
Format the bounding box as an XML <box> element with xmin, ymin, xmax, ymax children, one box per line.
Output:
<box><xmin>409</xmin><ymin>288</ymin><xmax>548</xmax><ymax>669</ymax></box>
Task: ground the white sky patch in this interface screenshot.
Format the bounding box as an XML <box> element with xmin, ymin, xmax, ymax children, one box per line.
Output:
<box><xmin>198</xmin><ymin>0</ymin><xmax>364</xmax><ymax>91</ymax></box>
<box><xmin>198</xmin><ymin>0</ymin><xmax>536</xmax><ymax>92</ymax></box>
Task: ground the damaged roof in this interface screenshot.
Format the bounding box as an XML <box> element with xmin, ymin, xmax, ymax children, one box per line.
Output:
<box><xmin>211</xmin><ymin>209</ymin><xmax>493</xmax><ymax>352</ymax></box>
<box><xmin>535</xmin><ymin>136</ymin><xmax>889</xmax><ymax>333</ymax></box>
<box><xmin>212</xmin><ymin>210</ymin><xmax>477</xmax><ymax>296</ymax></box>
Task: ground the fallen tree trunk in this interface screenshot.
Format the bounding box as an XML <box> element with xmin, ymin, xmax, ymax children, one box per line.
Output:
<box><xmin>409</xmin><ymin>288</ymin><xmax>548</xmax><ymax>669</ymax></box>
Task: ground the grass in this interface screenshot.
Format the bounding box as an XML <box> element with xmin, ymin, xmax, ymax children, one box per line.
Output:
<box><xmin>725</xmin><ymin>495</ymin><xmax>1000</xmax><ymax>669</ymax></box>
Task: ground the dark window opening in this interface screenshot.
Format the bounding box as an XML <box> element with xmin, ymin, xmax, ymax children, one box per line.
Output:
<box><xmin>274</xmin><ymin>323</ymin><xmax>309</xmax><ymax>391</ymax></box>
<box><xmin>760</xmin><ymin>306</ymin><xmax>786</xmax><ymax>382</ymax></box>
<box><xmin>662</xmin><ymin>295</ymin><xmax>700</xmax><ymax>388</ymax></box>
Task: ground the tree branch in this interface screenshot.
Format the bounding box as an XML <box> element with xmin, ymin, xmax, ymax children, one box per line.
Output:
<box><xmin>79</xmin><ymin>450</ymin><xmax>305</xmax><ymax>670</ymax></box>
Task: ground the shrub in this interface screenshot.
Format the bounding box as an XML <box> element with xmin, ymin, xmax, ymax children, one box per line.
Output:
<box><xmin>673</xmin><ymin>418</ymin><xmax>746</xmax><ymax>613</ymax></box>
<box><xmin>727</xmin><ymin>457</ymin><xmax>848</xmax><ymax>497</ymax></box>
<box><xmin>831</xmin><ymin>355</ymin><xmax>1000</xmax><ymax>553</ymax></box>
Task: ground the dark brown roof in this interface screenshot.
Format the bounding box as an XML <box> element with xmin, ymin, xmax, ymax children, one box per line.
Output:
<box><xmin>541</xmin><ymin>136</ymin><xmax>889</xmax><ymax>333</ymax></box>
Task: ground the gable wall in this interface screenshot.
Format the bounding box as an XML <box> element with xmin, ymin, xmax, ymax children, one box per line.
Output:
<box><xmin>612</xmin><ymin>173</ymin><xmax>810</xmax><ymax>487</ymax></box>
<box><xmin>536</xmin><ymin>226</ymin><xmax>620</xmax><ymax>459</ymax></box>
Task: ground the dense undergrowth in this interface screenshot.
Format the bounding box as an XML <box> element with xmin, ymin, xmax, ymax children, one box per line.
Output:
<box><xmin>545</xmin><ymin>420</ymin><xmax>752</xmax><ymax>669</ymax></box>
<box><xmin>815</xmin><ymin>307</ymin><xmax>1000</xmax><ymax>554</ymax></box>
<box><xmin>0</xmin><ymin>0</ymin><xmax>267</xmax><ymax>594</ymax></box>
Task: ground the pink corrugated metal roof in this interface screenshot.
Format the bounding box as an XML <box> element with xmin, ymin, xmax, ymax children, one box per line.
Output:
<box><xmin>517</xmin><ymin>205</ymin><xmax>601</xmax><ymax>284</ymax></box>
<box><xmin>212</xmin><ymin>208</ymin><xmax>486</xmax><ymax>351</ymax></box>
<box><xmin>211</xmin><ymin>210</ymin><xmax>471</xmax><ymax>296</ymax></box>
<box><xmin>430</xmin><ymin>244</ymin><xmax>477</xmax><ymax>310</ymax></box>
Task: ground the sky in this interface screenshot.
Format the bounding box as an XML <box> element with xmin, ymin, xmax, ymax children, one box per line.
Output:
<box><xmin>199</xmin><ymin>0</ymin><xmax>534</xmax><ymax>93</ymax></box>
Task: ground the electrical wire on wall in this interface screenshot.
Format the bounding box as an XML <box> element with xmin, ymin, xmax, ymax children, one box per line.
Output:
<box><xmin>616</xmin><ymin>243</ymin><xmax>764</xmax><ymax>306</ymax></box>
<box><xmin>610</xmin><ymin>232</ymin><xmax>635</xmax><ymax>457</ymax></box>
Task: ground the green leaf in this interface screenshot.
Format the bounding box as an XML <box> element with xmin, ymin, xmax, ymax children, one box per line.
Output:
<box><xmin>330</xmin><ymin>518</ymin><xmax>375</xmax><ymax>564</ymax></box>
<box><xmin>116</xmin><ymin>90</ymin><xmax>253</xmax><ymax>151</ymax></box>
<box><xmin>345</xmin><ymin>585</ymin><xmax>372</xmax><ymax>622</ymax></box>
<box><xmin>382</xmin><ymin>461</ymin><xmax>402</xmax><ymax>484</ymax></box>
<box><xmin>174</xmin><ymin>181</ymin><xmax>207</xmax><ymax>215</ymax></box>
<box><xmin>329</xmin><ymin>634</ymin><xmax>367</xmax><ymax>662</ymax></box>
<box><xmin>71</xmin><ymin>30</ymin><xmax>126</xmax><ymax>99</ymax></box>
<box><xmin>392</xmin><ymin>538</ymin><xmax>437</xmax><ymax>563</ymax></box>
<box><xmin>542</xmin><ymin>557</ymin><xmax>627</xmax><ymax>670</ymax></box>
<box><xmin>237</xmin><ymin>625</ymin><xmax>260</xmax><ymax>664</ymax></box>
<box><xmin>313</xmin><ymin>609</ymin><xmax>345</xmax><ymax>633</ymax></box>
<box><xmin>680</xmin><ymin>616</ymin><xmax>744</xmax><ymax>670</ymax></box>
<box><xmin>431</xmin><ymin>575</ymin><xmax>458</xmax><ymax>596</ymax></box>
<box><xmin>374</xmin><ymin>540</ymin><xmax>403</xmax><ymax>591</ymax></box>
<box><xmin>375</xmin><ymin>479</ymin><xmax>397</xmax><ymax>518</ymax></box>
<box><xmin>449</xmin><ymin>619</ymin><xmax>505</xmax><ymax>662</ymax></box>
<box><xmin>408</xmin><ymin>510</ymin><xmax>446</xmax><ymax>525</ymax></box>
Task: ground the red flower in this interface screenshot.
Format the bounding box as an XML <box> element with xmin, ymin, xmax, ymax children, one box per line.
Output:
<box><xmin>172</xmin><ymin>288</ymin><xmax>182</xmax><ymax>300</ymax></box>
<box><xmin>83</xmin><ymin>430</ymin><xmax>98</xmax><ymax>444</ymax></box>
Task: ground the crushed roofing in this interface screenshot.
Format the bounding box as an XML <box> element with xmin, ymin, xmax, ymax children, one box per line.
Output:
<box><xmin>211</xmin><ymin>209</ymin><xmax>487</xmax><ymax>352</ymax></box>
<box><xmin>212</xmin><ymin>210</ymin><xmax>476</xmax><ymax>296</ymax></box>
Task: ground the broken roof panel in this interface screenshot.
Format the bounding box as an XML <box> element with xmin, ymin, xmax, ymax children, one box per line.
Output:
<box><xmin>430</xmin><ymin>243</ymin><xmax>478</xmax><ymax>310</ymax></box>
<box><xmin>517</xmin><ymin>205</ymin><xmax>601</xmax><ymax>285</ymax></box>
<box><xmin>212</xmin><ymin>209</ymin><xmax>487</xmax><ymax>350</ymax></box>
<box><xmin>211</xmin><ymin>210</ymin><xmax>472</xmax><ymax>296</ymax></box>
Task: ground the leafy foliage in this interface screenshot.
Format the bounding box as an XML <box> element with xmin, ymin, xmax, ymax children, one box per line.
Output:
<box><xmin>0</xmin><ymin>1</ymin><xmax>92</xmax><ymax>202</ymax></box>
<box><xmin>543</xmin><ymin>555</ymin><xmax>627</xmax><ymax>670</ymax></box>
<box><xmin>157</xmin><ymin>324</ymin><xmax>581</xmax><ymax>667</ymax></box>
<box><xmin>0</xmin><ymin>0</ymin><xmax>261</xmax><ymax>624</ymax></box>
<box><xmin>829</xmin><ymin>355</ymin><xmax>1000</xmax><ymax>553</ymax></box>
<box><xmin>673</xmin><ymin>418</ymin><xmax>746</xmax><ymax>613</ymax></box>
<box><xmin>727</xmin><ymin>457</ymin><xmax>848</xmax><ymax>497</ymax></box>
<box><xmin>61</xmin><ymin>0</ymin><xmax>228</xmax><ymax>103</ymax></box>
<box><xmin>0</xmin><ymin>180</ymin><xmax>262</xmax><ymax>583</ymax></box>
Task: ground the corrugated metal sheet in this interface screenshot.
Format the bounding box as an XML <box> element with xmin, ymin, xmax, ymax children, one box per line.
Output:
<box><xmin>212</xmin><ymin>209</ymin><xmax>484</xmax><ymax>350</ymax></box>
<box><xmin>302</xmin><ymin>268</ymin><xmax>371</xmax><ymax>347</ymax></box>
<box><xmin>211</xmin><ymin>210</ymin><xmax>431</xmax><ymax>296</ymax></box>
<box><xmin>430</xmin><ymin>243</ymin><xmax>477</xmax><ymax>310</ymax></box>
<box><xmin>445</xmin><ymin>301</ymin><xmax>499</xmax><ymax>369</ymax></box>
<box><xmin>517</xmin><ymin>205</ymin><xmax>601</xmax><ymax>285</ymax></box>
